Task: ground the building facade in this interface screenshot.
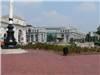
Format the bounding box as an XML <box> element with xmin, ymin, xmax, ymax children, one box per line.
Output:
<box><xmin>26</xmin><ymin>25</ymin><xmax>47</xmax><ymax>44</ymax></box>
<box><xmin>0</xmin><ymin>15</ymin><xmax>27</xmax><ymax>45</ymax></box>
<box><xmin>0</xmin><ymin>15</ymin><xmax>85</xmax><ymax>45</ymax></box>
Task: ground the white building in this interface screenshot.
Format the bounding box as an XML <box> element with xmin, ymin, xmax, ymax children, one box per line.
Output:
<box><xmin>26</xmin><ymin>25</ymin><xmax>47</xmax><ymax>44</ymax></box>
<box><xmin>0</xmin><ymin>15</ymin><xmax>85</xmax><ymax>45</ymax></box>
<box><xmin>0</xmin><ymin>15</ymin><xmax>27</xmax><ymax>45</ymax></box>
<box><xmin>45</xmin><ymin>26</ymin><xmax>85</xmax><ymax>44</ymax></box>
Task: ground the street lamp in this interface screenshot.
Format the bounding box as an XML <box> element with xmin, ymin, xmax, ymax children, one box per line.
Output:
<box><xmin>3</xmin><ymin>0</ymin><xmax>17</xmax><ymax>48</ymax></box>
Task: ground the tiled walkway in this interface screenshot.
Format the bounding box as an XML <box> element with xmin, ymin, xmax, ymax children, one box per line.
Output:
<box><xmin>1</xmin><ymin>50</ymin><xmax>100</xmax><ymax>75</ymax></box>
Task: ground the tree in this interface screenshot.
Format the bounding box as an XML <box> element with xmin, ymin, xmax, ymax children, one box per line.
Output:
<box><xmin>94</xmin><ymin>25</ymin><xmax>100</xmax><ymax>46</ymax></box>
<box><xmin>70</xmin><ymin>38</ymin><xmax>74</xmax><ymax>43</ymax></box>
<box><xmin>96</xmin><ymin>25</ymin><xmax>100</xmax><ymax>35</ymax></box>
<box><xmin>85</xmin><ymin>32</ymin><xmax>91</xmax><ymax>42</ymax></box>
<box><xmin>47</xmin><ymin>33</ymin><xmax>56</xmax><ymax>42</ymax></box>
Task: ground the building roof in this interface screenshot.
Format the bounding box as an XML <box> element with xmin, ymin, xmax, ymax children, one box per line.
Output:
<box><xmin>1</xmin><ymin>15</ymin><xmax>25</xmax><ymax>21</ymax></box>
<box><xmin>26</xmin><ymin>25</ymin><xmax>33</xmax><ymax>27</ymax></box>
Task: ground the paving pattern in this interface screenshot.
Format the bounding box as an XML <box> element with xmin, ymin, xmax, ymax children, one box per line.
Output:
<box><xmin>1</xmin><ymin>50</ymin><xmax>100</xmax><ymax>75</ymax></box>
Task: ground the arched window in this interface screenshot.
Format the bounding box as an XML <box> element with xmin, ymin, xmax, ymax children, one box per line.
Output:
<box><xmin>18</xmin><ymin>30</ymin><xmax>23</xmax><ymax>43</ymax></box>
<box><xmin>28</xmin><ymin>28</ymin><xmax>31</xmax><ymax>33</ymax></box>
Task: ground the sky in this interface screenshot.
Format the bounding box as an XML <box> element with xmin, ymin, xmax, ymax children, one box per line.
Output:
<box><xmin>1</xmin><ymin>0</ymin><xmax>100</xmax><ymax>32</ymax></box>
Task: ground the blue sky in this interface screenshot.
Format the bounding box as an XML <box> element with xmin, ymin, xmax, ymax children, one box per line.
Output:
<box><xmin>1</xmin><ymin>0</ymin><xmax>100</xmax><ymax>32</ymax></box>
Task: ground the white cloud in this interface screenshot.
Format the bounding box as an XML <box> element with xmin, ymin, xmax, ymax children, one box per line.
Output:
<box><xmin>1</xmin><ymin>2</ymin><xmax>9</xmax><ymax>15</ymax></box>
<box><xmin>14</xmin><ymin>0</ymin><xmax>43</xmax><ymax>2</ymax></box>
<box><xmin>77</xmin><ymin>2</ymin><xmax>97</xmax><ymax>12</ymax></box>
<box><xmin>14</xmin><ymin>0</ymin><xmax>43</xmax><ymax>6</ymax></box>
<box><xmin>42</xmin><ymin>10</ymin><xmax>58</xmax><ymax>16</ymax></box>
<box><xmin>14</xmin><ymin>0</ymin><xmax>100</xmax><ymax>2</ymax></box>
<box><xmin>30</xmin><ymin>10</ymin><xmax>72</xmax><ymax>27</ymax></box>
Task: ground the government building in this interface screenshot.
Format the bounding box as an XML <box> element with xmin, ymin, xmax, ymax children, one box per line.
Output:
<box><xmin>0</xmin><ymin>15</ymin><xmax>86</xmax><ymax>45</ymax></box>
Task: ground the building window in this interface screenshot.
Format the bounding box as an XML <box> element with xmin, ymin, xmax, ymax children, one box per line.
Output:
<box><xmin>41</xmin><ymin>34</ymin><xmax>44</xmax><ymax>42</ymax></box>
<box><xmin>31</xmin><ymin>35</ymin><xmax>34</xmax><ymax>42</ymax></box>
<box><xmin>26</xmin><ymin>35</ymin><xmax>30</xmax><ymax>42</ymax></box>
<box><xmin>35</xmin><ymin>34</ymin><xmax>38</xmax><ymax>42</ymax></box>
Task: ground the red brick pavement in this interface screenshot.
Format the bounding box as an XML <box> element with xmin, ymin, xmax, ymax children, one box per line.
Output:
<box><xmin>1</xmin><ymin>50</ymin><xmax>100</xmax><ymax>75</ymax></box>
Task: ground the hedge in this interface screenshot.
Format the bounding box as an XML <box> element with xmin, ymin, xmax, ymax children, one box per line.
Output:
<box><xmin>17</xmin><ymin>43</ymin><xmax>100</xmax><ymax>54</ymax></box>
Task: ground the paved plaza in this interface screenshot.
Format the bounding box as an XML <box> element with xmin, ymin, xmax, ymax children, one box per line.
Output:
<box><xmin>1</xmin><ymin>50</ymin><xmax>100</xmax><ymax>75</ymax></box>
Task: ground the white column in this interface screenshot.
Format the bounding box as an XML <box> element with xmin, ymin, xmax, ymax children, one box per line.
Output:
<box><xmin>14</xmin><ymin>27</ymin><xmax>18</xmax><ymax>42</ymax></box>
<box><xmin>63</xmin><ymin>33</ymin><xmax>66</xmax><ymax>43</ymax></box>
<box><xmin>38</xmin><ymin>33</ymin><xmax>41</xmax><ymax>42</ymax></box>
<box><xmin>9</xmin><ymin>0</ymin><xmax>13</xmax><ymax>19</ymax></box>
<box><xmin>44</xmin><ymin>33</ymin><xmax>47</xmax><ymax>42</ymax></box>
<box><xmin>23</xmin><ymin>29</ymin><xmax>27</xmax><ymax>44</ymax></box>
<box><xmin>33</xmin><ymin>34</ymin><xmax>35</xmax><ymax>42</ymax></box>
<box><xmin>9</xmin><ymin>0</ymin><xmax>14</xmax><ymax>25</ymax></box>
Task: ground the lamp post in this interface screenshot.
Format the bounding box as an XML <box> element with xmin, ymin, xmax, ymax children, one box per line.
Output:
<box><xmin>3</xmin><ymin>0</ymin><xmax>17</xmax><ymax>48</ymax></box>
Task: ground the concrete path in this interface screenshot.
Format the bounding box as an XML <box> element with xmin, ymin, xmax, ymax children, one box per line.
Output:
<box><xmin>1</xmin><ymin>49</ymin><xmax>27</xmax><ymax>54</ymax></box>
<box><xmin>1</xmin><ymin>50</ymin><xmax>100</xmax><ymax>75</ymax></box>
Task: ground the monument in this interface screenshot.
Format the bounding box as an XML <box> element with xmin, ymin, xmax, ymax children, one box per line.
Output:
<box><xmin>3</xmin><ymin>0</ymin><xmax>17</xmax><ymax>48</ymax></box>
